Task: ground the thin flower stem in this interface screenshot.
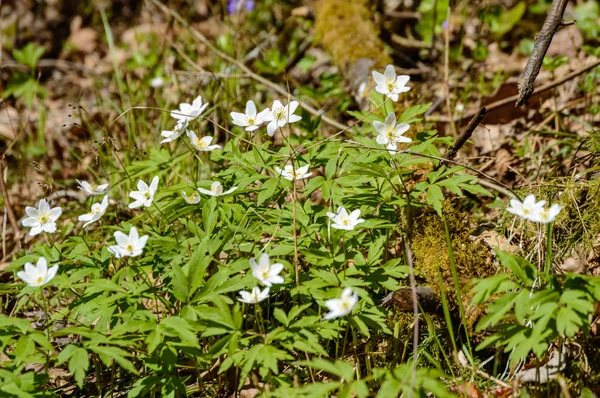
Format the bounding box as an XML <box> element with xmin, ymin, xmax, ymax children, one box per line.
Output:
<box><xmin>38</xmin><ymin>289</ymin><xmax>51</xmax><ymax>374</ymax></box>
<box><xmin>351</xmin><ymin>323</ymin><xmax>361</xmax><ymax>380</ymax></box>
<box><xmin>545</xmin><ymin>222</ymin><xmax>553</xmax><ymax>273</ymax></box>
<box><xmin>152</xmin><ymin>201</ymin><xmax>181</xmax><ymax>245</ymax></box>
<box><xmin>255</xmin><ymin>305</ymin><xmax>266</xmax><ymax>338</ymax></box>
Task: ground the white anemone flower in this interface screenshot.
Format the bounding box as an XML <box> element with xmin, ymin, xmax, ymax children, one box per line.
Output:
<box><xmin>372</xmin><ymin>65</ymin><xmax>411</xmax><ymax>102</ymax></box>
<box><xmin>181</xmin><ymin>190</ymin><xmax>201</xmax><ymax>204</ymax></box>
<box><xmin>197</xmin><ymin>181</ymin><xmax>237</xmax><ymax>197</ymax></box>
<box><xmin>530</xmin><ymin>203</ymin><xmax>563</xmax><ymax>224</ymax></box>
<box><xmin>78</xmin><ymin>195</ymin><xmax>109</xmax><ymax>228</ymax></box>
<box><xmin>230</xmin><ymin>100</ymin><xmax>270</xmax><ymax>132</ymax></box>
<box><xmin>107</xmin><ymin>227</ymin><xmax>149</xmax><ymax>258</ymax></box>
<box><xmin>261</xmin><ymin>100</ymin><xmax>302</xmax><ymax>137</ymax></box>
<box><xmin>326</xmin><ymin>206</ymin><xmax>365</xmax><ymax>231</ymax></box>
<box><xmin>238</xmin><ymin>286</ymin><xmax>270</xmax><ymax>304</ymax></box>
<box><xmin>374</xmin><ymin>113</ymin><xmax>411</xmax><ymax>153</ymax></box>
<box><xmin>506</xmin><ymin>194</ymin><xmax>546</xmax><ymax>221</ymax></box>
<box><xmin>171</xmin><ymin>95</ymin><xmax>209</xmax><ymax>124</ymax></box>
<box><xmin>275</xmin><ymin>164</ymin><xmax>312</xmax><ymax>181</ymax></box>
<box><xmin>187</xmin><ymin>131</ymin><xmax>221</xmax><ymax>152</ymax></box>
<box><xmin>17</xmin><ymin>257</ymin><xmax>58</xmax><ymax>287</ymax></box>
<box><xmin>22</xmin><ymin>199</ymin><xmax>62</xmax><ymax>236</ymax></box>
<box><xmin>250</xmin><ymin>253</ymin><xmax>284</xmax><ymax>287</ymax></box>
<box><xmin>76</xmin><ymin>180</ymin><xmax>109</xmax><ymax>195</ymax></box>
<box><xmin>129</xmin><ymin>176</ymin><xmax>159</xmax><ymax>209</ymax></box>
<box><xmin>323</xmin><ymin>288</ymin><xmax>359</xmax><ymax>320</ymax></box>
<box><xmin>150</xmin><ymin>77</ymin><xmax>164</xmax><ymax>88</ymax></box>
<box><xmin>160</xmin><ymin>120</ymin><xmax>188</xmax><ymax>144</ymax></box>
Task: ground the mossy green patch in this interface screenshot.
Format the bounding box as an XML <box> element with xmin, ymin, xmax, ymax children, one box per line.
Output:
<box><xmin>411</xmin><ymin>202</ymin><xmax>495</xmax><ymax>311</ymax></box>
<box><xmin>314</xmin><ymin>0</ymin><xmax>391</xmax><ymax>74</ymax></box>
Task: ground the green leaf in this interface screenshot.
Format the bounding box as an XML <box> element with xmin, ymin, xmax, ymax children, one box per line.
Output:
<box><xmin>88</xmin><ymin>345</ymin><xmax>138</xmax><ymax>374</ymax></box>
<box><xmin>426</xmin><ymin>184</ymin><xmax>444</xmax><ymax>216</ymax></box>
<box><xmin>398</xmin><ymin>103</ymin><xmax>432</xmax><ymax>124</ymax></box>
<box><xmin>170</xmin><ymin>263</ymin><xmax>189</xmax><ymax>303</ymax></box>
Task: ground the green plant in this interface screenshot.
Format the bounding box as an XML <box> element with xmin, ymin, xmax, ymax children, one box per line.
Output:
<box><xmin>3</xmin><ymin>43</ymin><xmax>47</xmax><ymax>107</ymax></box>
<box><xmin>472</xmin><ymin>249</ymin><xmax>600</xmax><ymax>365</ymax></box>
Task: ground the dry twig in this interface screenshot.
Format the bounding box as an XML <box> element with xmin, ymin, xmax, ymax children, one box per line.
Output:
<box><xmin>516</xmin><ymin>0</ymin><xmax>569</xmax><ymax>106</ymax></box>
<box><xmin>445</xmin><ymin>107</ymin><xmax>487</xmax><ymax>161</ymax></box>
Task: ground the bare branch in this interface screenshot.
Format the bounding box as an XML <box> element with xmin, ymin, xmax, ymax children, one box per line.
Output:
<box><xmin>516</xmin><ymin>0</ymin><xmax>569</xmax><ymax>106</ymax></box>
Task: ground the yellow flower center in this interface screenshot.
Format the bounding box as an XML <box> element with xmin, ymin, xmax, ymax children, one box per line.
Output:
<box><xmin>261</xmin><ymin>270</ymin><xmax>270</xmax><ymax>280</ymax></box>
<box><xmin>273</xmin><ymin>108</ymin><xmax>285</xmax><ymax>120</ymax></box>
<box><xmin>35</xmin><ymin>276</ymin><xmax>44</xmax><ymax>285</ymax></box>
<box><xmin>126</xmin><ymin>244</ymin><xmax>134</xmax><ymax>253</ymax></box>
<box><xmin>248</xmin><ymin>117</ymin><xmax>255</xmax><ymax>125</ymax></box>
<box><xmin>144</xmin><ymin>191</ymin><xmax>151</xmax><ymax>199</ymax></box>
<box><xmin>342</xmin><ymin>219</ymin><xmax>350</xmax><ymax>225</ymax></box>
<box><xmin>197</xmin><ymin>138</ymin><xmax>208</xmax><ymax>148</ymax></box>
<box><xmin>38</xmin><ymin>213</ymin><xmax>50</xmax><ymax>224</ymax></box>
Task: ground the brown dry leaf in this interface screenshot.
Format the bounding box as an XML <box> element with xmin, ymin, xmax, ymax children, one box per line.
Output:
<box><xmin>494</xmin><ymin>148</ymin><xmax>513</xmax><ymax>181</ymax></box>
<box><xmin>478</xmin><ymin>230</ymin><xmax>517</xmax><ymax>254</ymax></box>
<box><xmin>0</xmin><ymin>106</ymin><xmax>19</xmax><ymax>140</ymax></box>
<box><xmin>472</xmin><ymin>124</ymin><xmax>509</xmax><ymax>154</ymax></box>
<box><xmin>547</xmin><ymin>25</ymin><xmax>583</xmax><ymax>58</ymax></box>
<box><xmin>238</xmin><ymin>389</ymin><xmax>260</xmax><ymax>398</ymax></box>
<box><xmin>557</xmin><ymin>245</ymin><xmax>588</xmax><ymax>274</ymax></box>
<box><xmin>67</xmin><ymin>16</ymin><xmax>98</xmax><ymax>54</ymax></box>
<box><xmin>485</xmin><ymin>43</ymin><xmax>525</xmax><ymax>74</ymax></box>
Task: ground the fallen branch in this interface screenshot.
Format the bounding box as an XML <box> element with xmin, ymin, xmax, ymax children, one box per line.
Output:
<box><xmin>516</xmin><ymin>0</ymin><xmax>569</xmax><ymax>106</ymax></box>
<box><xmin>429</xmin><ymin>59</ymin><xmax>600</xmax><ymax>123</ymax></box>
<box><xmin>148</xmin><ymin>0</ymin><xmax>349</xmax><ymax>132</ymax></box>
<box><xmin>445</xmin><ymin>107</ymin><xmax>487</xmax><ymax>161</ymax></box>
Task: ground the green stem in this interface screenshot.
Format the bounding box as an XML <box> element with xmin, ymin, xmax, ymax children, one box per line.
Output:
<box><xmin>442</xmin><ymin>216</ymin><xmax>473</xmax><ymax>355</ymax></box>
<box><xmin>545</xmin><ymin>222</ymin><xmax>553</xmax><ymax>274</ymax></box>
<box><xmin>351</xmin><ymin>323</ymin><xmax>361</xmax><ymax>380</ymax></box>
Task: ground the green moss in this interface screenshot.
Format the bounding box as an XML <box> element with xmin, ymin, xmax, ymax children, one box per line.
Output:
<box><xmin>314</xmin><ymin>0</ymin><xmax>391</xmax><ymax>73</ymax></box>
<box><xmin>411</xmin><ymin>202</ymin><xmax>495</xmax><ymax>312</ymax></box>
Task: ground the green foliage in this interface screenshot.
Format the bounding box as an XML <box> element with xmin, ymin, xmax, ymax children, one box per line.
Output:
<box><xmin>472</xmin><ymin>250</ymin><xmax>600</xmax><ymax>365</ymax></box>
<box><xmin>574</xmin><ymin>2</ymin><xmax>600</xmax><ymax>40</ymax></box>
<box><xmin>486</xmin><ymin>2</ymin><xmax>526</xmax><ymax>38</ymax></box>
<box><xmin>4</xmin><ymin>43</ymin><xmax>47</xmax><ymax>107</ymax></box>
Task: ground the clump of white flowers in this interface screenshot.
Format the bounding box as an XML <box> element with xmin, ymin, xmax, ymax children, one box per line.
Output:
<box><xmin>250</xmin><ymin>253</ymin><xmax>284</xmax><ymax>287</ymax></box>
<box><xmin>77</xmin><ymin>180</ymin><xmax>109</xmax><ymax>196</ymax></box>
<box><xmin>323</xmin><ymin>288</ymin><xmax>359</xmax><ymax>320</ymax></box>
<box><xmin>506</xmin><ymin>194</ymin><xmax>562</xmax><ymax>224</ymax></box>
<box><xmin>78</xmin><ymin>195</ymin><xmax>109</xmax><ymax>228</ymax></box>
<box><xmin>238</xmin><ymin>286</ymin><xmax>270</xmax><ymax>304</ymax></box>
<box><xmin>230</xmin><ymin>100</ymin><xmax>270</xmax><ymax>132</ymax></box>
<box><xmin>275</xmin><ymin>164</ymin><xmax>312</xmax><ymax>181</ymax></box>
<box><xmin>181</xmin><ymin>190</ymin><xmax>201</xmax><ymax>204</ymax></box>
<box><xmin>187</xmin><ymin>132</ymin><xmax>221</xmax><ymax>152</ymax></box>
<box><xmin>373</xmin><ymin>113</ymin><xmax>411</xmax><ymax>154</ymax></box>
<box><xmin>171</xmin><ymin>95</ymin><xmax>209</xmax><ymax>126</ymax></box>
<box><xmin>22</xmin><ymin>199</ymin><xmax>62</xmax><ymax>236</ymax></box>
<box><xmin>129</xmin><ymin>176</ymin><xmax>159</xmax><ymax>209</ymax></box>
<box><xmin>197</xmin><ymin>181</ymin><xmax>237</xmax><ymax>197</ymax></box>
<box><xmin>17</xmin><ymin>257</ymin><xmax>58</xmax><ymax>287</ymax></box>
<box><xmin>108</xmin><ymin>227</ymin><xmax>149</xmax><ymax>258</ymax></box>
<box><xmin>327</xmin><ymin>206</ymin><xmax>365</xmax><ymax>231</ymax></box>
<box><xmin>372</xmin><ymin>64</ymin><xmax>411</xmax><ymax>102</ymax></box>
<box><xmin>261</xmin><ymin>100</ymin><xmax>302</xmax><ymax>137</ymax></box>
<box><xmin>161</xmin><ymin>95</ymin><xmax>210</xmax><ymax>144</ymax></box>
